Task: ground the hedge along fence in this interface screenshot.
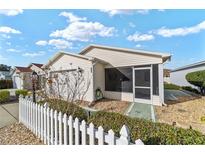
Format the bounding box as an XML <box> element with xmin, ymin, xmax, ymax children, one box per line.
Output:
<box><xmin>19</xmin><ymin>96</ymin><xmax>144</xmax><ymax>145</ymax></box>
<box><xmin>88</xmin><ymin>111</ymin><xmax>205</xmax><ymax>145</ymax></box>
<box><xmin>0</xmin><ymin>79</ymin><xmax>13</xmax><ymax>89</ymax></box>
<box><xmin>0</xmin><ymin>90</ymin><xmax>10</xmax><ymax>103</ymax></box>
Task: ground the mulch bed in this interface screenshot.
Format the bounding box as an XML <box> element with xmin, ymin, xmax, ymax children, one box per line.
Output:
<box><xmin>155</xmin><ymin>97</ymin><xmax>205</xmax><ymax>134</ymax></box>
<box><xmin>0</xmin><ymin>123</ymin><xmax>43</xmax><ymax>145</ymax></box>
<box><xmin>77</xmin><ymin>98</ymin><xmax>130</xmax><ymax>114</ymax></box>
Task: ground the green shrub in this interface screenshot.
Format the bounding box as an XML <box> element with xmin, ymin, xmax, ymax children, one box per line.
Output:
<box><xmin>38</xmin><ymin>99</ymin><xmax>88</xmax><ymax>121</ymax></box>
<box><xmin>164</xmin><ymin>83</ymin><xmax>181</xmax><ymax>90</ymax></box>
<box><xmin>15</xmin><ymin>89</ymin><xmax>28</xmax><ymax>97</ymax></box>
<box><xmin>0</xmin><ymin>90</ymin><xmax>10</xmax><ymax>103</ymax></box>
<box><xmin>0</xmin><ymin>80</ymin><xmax>13</xmax><ymax>89</ymax></box>
<box><xmin>181</xmin><ymin>86</ymin><xmax>200</xmax><ymax>94</ymax></box>
<box><xmin>186</xmin><ymin>70</ymin><xmax>205</xmax><ymax>95</ymax></box>
<box><xmin>88</xmin><ymin>111</ymin><xmax>205</xmax><ymax>145</ymax></box>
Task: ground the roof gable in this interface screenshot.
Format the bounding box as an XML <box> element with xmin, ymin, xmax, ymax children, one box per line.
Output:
<box><xmin>80</xmin><ymin>44</ymin><xmax>171</xmax><ymax>61</ymax></box>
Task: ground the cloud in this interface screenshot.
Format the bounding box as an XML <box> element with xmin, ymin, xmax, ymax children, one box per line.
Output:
<box><xmin>100</xmin><ymin>9</ymin><xmax>134</xmax><ymax>17</ymax></box>
<box><xmin>48</xmin><ymin>39</ymin><xmax>73</xmax><ymax>49</ymax></box>
<box><xmin>128</xmin><ymin>22</ymin><xmax>136</xmax><ymax>28</ymax></box>
<box><xmin>153</xmin><ymin>21</ymin><xmax>205</xmax><ymax>37</ymax></box>
<box><xmin>135</xmin><ymin>44</ymin><xmax>142</xmax><ymax>48</ymax></box>
<box><xmin>50</xmin><ymin>13</ymin><xmax>115</xmax><ymax>42</ymax></box>
<box><xmin>100</xmin><ymin>9</ymin><xmax>151</xmax><ymax>17</ymax></box>
<box><xmin>36</xmin><ymin>39</ymin><xmax>73</xmax><ymax>49</ymax></box>
<box><xmin>0</xmin><ymin>26</ymin><xmax>21</xmax><ymax>34</ymax></box>
<box><xmin>59</xmin><ymin>12</ymin><xmax>87</xmax><ymax>23</ymax></box>
<box><xmin>127</xmin><ymin>33</ymin><xmax>154</xmax><ymax>42</ymax></box>
<box><xmin>22</xmin><ymin>51</ymin><xmax>45</xmax><ymax>57</ymax></box>
<box><xmin>36</xmin><ymin>40</ymin><xmax>47</xmax><ymax>46</ymax></box>
<box><xmin>0</xmin><ymin>34</ymin><xmax>11</xmax><ymax>39</ymax></box>
<box><xmin>0</xmin><ymin>9</ymin><xmax>23</xmax><ymax>16</ymax></box>
<box><xmin>6</xmin><ymin>48</ymin><xmax>21</xmax><ymax>53</ymax></box>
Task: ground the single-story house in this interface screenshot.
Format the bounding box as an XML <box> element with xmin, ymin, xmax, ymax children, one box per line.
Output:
<box><xmin>0</xmin><ymin>70</ymin><xmax>11</xmax><ymax>80</ymax></box>
<box><xmin>43</xmin><ymin>44</ymin><xmax>171</xmax><ymax>106</ymax></box>
<box><xmin>170</xmin><ymin>60</ymin><xmax>205</xmax><ymax>89</ymax></box>
<box><xmin>12</xmin><ymin>63</ymin><xmax>44</xmax><ymax>89</ymax></box>
<box><xmin>164</xmin><ymin>69</ymin><xmax>171</xmax><ymax>83</ymax></box>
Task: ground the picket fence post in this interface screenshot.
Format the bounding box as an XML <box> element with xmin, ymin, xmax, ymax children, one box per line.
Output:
<box><xmin>74</xmin><ymin>117</ymin><xmax>80</xmax><ymax>145</ymax></box>
<box><xmin>47</xmin><ymin>107</ymin><xmax>50</xmax><ymax>145</ymax></box>
<box><xmin>58</xmin><ymin>112</ymin><xmax>63</xmax><ymax>145</ymax></box>
<box><xmin>88</xmin><ymin>123</ymin><xmax>95</xmax><ymax>145</ymax></box>
<box><xmin>54</xmin><ymin>110</ymin><xmax>58</xmax><ymax>145</ymax></box>
<box><xmin>40</xmin><ymin>105</ymin><xmax>44</xmax><ymax>140</ymax></box>
<box><xmin>37</xmin><ymin>104</ymin><xmax>41</xmax><ymax>138</ymax></box>
<box><xmin>63</xmin><ymin>114</ymin><xmax>68</xmax><ymax>145</ymax></box>
<box><xmin>68</xmin><ymin>115</ymin><xmax>73</xmax><ymax>145</ymax></box>
<box><xmin>50</xmin><ymin>109</ymin><xmax>54</xmax><ymax>145</ymax></box>
<box><xmin>116</xmin><ymin>125</ymin><xmax>130</xmax><ymax>145</ymax></box>
<box><xmin>81</xmin><ymin>120</ymin><xmax>87</xmax><ymax>145</ymax></box>
<box><xmin>43</xmin><ymin>105</ymin><xmax>47</xmax><ymax>144</ymax></box>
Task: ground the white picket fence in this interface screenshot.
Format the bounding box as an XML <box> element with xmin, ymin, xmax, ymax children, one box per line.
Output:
<box><xmin>19</xmin><ymin>95</ymin><xmax>144</xmax><ymax>145</ymax></box>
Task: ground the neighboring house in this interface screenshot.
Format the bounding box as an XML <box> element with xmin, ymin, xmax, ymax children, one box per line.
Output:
<box><xmin>170</xmin><ymin>60</ymin><xmax>205</xmax><ymax>89</ymax></box>
<box><xmin>164</xmin><ymin>69</ymin><xmax>171</xmax><ymax>83</ymax></box>
<box><xmin>0</xmin><ymin>70</ymin><xmax>11</xmax><ymax>80</ymax></box>
<box><xmin>12</xmin><ymin>63</ymin><xmax>44</xmax><ymax>90</ymax></box>
<box><xmin>43</xmin><ymin>44</ymin><xmax>171</xmax><ymax>106</ymax></box>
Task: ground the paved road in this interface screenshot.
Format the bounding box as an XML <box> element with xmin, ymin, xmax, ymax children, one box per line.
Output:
<box><xmin>0</xmin><ymin>102</ymin><xmax>19</xmax><ymax>128</ymax></box>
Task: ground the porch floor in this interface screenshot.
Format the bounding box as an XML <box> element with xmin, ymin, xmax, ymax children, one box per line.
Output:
<box><xmin>126</xmin><ymin>102</ymin><xmax>155</xmax><ymax>121</ymax></box>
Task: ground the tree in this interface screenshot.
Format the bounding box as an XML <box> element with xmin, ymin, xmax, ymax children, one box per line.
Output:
<box><xmin>38</xmin><ymin>65</ymin><xmax>91</xmax><ymax>112</ymax></box>
<box><xmin>186</xmin><ymin>70</ymin><xmax>205</xmax><ymax>95</ymax></box>
<box><xmin>0</xmin><ymin>64</ymin><xmax>11</xmax><ymax>71</ymax></box>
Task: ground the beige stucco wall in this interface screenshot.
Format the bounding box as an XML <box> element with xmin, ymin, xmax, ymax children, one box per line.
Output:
<box><xmin>83</xmin><ymin>48</ymin><xmax>162</xmax><ymax>67</ymax></box>
<box><xmin>93</xmin><ymin>62</ymin><xmax>163</xmax><ymax>105</ymax></box>
<box><xmin>48</xmin><ymin>54</ymin><xmax>94</xmax><ymax>102</ymax></box>
<box><xmin>12</xmin><ymin>72</ymin><xmax>32</xmax><ymax>90</ymax></box>
<box><xmin>30</xmin><ymin>64</ymin><xmax>44</xmax><ymax>75</ymax></box>
<box><xmin>104</xmin><ymin>91</ymin><xmax>133</xmax><ymax>102</ymax></box>
<box><xmin>93</xmin><ymin>62</ymin><xmax>105</xmax><ymax>97</ymax></box>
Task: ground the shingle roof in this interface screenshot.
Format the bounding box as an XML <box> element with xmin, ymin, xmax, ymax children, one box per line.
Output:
<box><xmin>171</xmin><ymin>60</ymin><xmax>205</xmax><ymax>72</ymax></box>
<box><xmin>30</xmin><ymin>63</ymin><xmax>43</xmax><ymax>68</ymax></box>
<box><xmin>15</xmin><ymin>66</ymin><xmax>32</xmax><ymax>72</ymax></box>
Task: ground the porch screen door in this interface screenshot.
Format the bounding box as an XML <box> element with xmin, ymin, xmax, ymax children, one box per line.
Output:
<box><xmin>134</xmin><ymin>67</ymin><xmax>152</xmax><ymax>104</ymax></box>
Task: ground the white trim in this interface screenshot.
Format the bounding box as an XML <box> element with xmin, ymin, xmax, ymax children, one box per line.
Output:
<box><xmin>133</xmin><ymin>67</ymin><xmax>152</xmax><ymax>104</ymax></box>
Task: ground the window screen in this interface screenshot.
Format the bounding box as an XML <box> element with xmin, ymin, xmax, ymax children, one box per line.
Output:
<box><xmin>105</xmin><ymin>67</ymin><xmax>133</xmax><ymax>92</ymax></box>
<box><xmin>152</xmin><ymin>64</ymin><xmax>159</xmax><ymax>95</ymax></box>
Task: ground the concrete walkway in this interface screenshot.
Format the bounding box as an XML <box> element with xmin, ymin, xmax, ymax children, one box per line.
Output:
<box><xmin>0</xmin><ymin>102</ymin><xmax>19</xmax><ymax>128</ymax></box>
<box><xmin>126</xmin><ymin>102</ymin><xmax>155</xmax><ymax>121</ymax></box>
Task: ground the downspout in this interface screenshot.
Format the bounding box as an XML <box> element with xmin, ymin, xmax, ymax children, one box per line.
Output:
<box><xmin>92</xmin><ymin>60</ymin><xmax>98</xmax><ymax>102</ymax></box>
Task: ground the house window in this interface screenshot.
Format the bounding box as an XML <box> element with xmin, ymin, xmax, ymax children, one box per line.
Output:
<box><xmin>105</xmin><ymin>67</ymin><xmax>133</xmax><ymax>93</ymax></box>
<box><xmin>152</xmin><ymin>64</ymin><xmax>159</xmax><ymax>95</ymax></box>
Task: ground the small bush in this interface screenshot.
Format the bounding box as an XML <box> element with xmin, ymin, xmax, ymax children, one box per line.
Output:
<box><xmin>181</xmin><ymin>86</ymin><xmax>200</xmax><ymax>94</ymax></box>
<box><xmin>88</xmin><ymin>111</ymin><xmax>205</xmax><ymax>145</ymax></box>
<box><xmin>164</xmin><ymin>83</ymin><xmax>181</xmax><ymax>90</ymax></box>
<box><xmin>0</xmin><ymin>90</ymin><xmax>10</xmax><ymax>103</ymax></box>
<box><xmin>38</xmin><ymin>99</ymin><xmax>88</xmax><ymax>121</ymax></box>
<box><xmin>0</xmin><ymin>80</ymin><xmax>13</xmax><ymax>89</ymax></box>
<box><xmin>15</xmin><ymin>89</ymin><xmax>28</xmax><ymax>97</ymax></box>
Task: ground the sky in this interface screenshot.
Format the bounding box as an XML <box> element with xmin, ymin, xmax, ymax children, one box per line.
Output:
<box><xmin>0</xmin><ymin>9</ymin><xmax>205</xmax><ymax>69</ymax></box>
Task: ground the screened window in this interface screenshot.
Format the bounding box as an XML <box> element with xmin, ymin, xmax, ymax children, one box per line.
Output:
<box><xmin>105</xmin><ymin>67</ymin><xmax>133</xmax><ymax>92</ymax></box>
<box><xmin>152</xmin><ymin>64</ymin><xmax>159</xmax><ymax>95</ymax></box>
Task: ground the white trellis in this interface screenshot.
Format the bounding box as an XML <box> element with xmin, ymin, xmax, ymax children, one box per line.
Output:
<box><xmin>19</xmin><ymin>95</ymin><xmax>144</xmax><ymax>145</ymax></box>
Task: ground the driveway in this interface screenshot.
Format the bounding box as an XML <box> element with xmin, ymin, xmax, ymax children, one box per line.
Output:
<box><xmin>0</xmin><ymin>102</ymin><xmax>19</xmax><ymax>128</ymax></box>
